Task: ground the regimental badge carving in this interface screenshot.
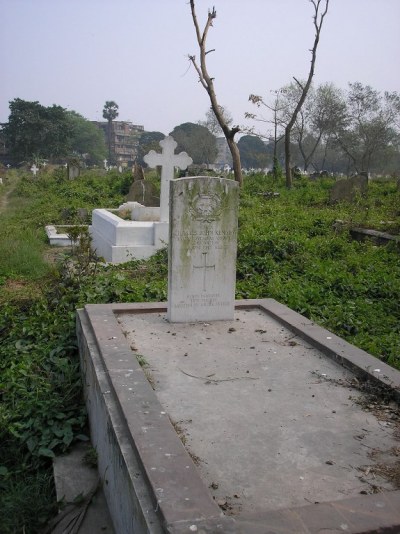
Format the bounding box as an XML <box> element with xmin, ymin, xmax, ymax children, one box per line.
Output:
<box><xmin>189</xmin><ymin>193</ymin><xmax>223</xmax><ymax>222</ymax></box>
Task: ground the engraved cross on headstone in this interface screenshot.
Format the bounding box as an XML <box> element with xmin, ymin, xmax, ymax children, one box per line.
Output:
<box><xmin>193</xmin><ymin>252</ymin><xmax>215</xmax><ymax>292</ymax></box>
<box><xmin>143</xmin><ymin>136</ymin><xmax>192</xmax><ymax>222</ymax></box>
<box><xmin>30</xmin><ymin>164</ymin><xmax>39</xmax><ymax>176</ymax></box>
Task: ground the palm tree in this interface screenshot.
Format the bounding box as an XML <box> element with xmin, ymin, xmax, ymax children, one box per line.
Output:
<box><xmin>102</xmin><ymin>101</ymin><xmax>119</xmax><ymax>164</ymax></box>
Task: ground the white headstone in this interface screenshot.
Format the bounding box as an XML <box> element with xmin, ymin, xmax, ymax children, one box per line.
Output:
<box><xmin>6</xmin><ymin>164</ymin><xmax>11</xmax><ymax>169</ymax></box>
<box><xmin>30</xmin><ymin>164</ymin><xmax>39</xmax><ymax>176</ymax></box>
<box><xmin>118</xmin><ymin>165</ymin><xmax>123</xmax><ymax>173</ymax></box>
<box><xmin>143</xmin><ymin>136</ymin><xmax>192</xmax><ymax>223</ymax></box>
<box><xmin>167</xmin><ymin>176</ymin><xmax>239</xmax><ymax>323</ymax></box>
<box><xmin>103</xmin><ymin>159</ymin><xmax>108</xmax><ymax>170</ymax></box>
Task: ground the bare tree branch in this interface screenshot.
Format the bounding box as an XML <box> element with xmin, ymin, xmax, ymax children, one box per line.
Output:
<box><xmin>284</xmin><ymin>0</ymin><xmax>330</xmax><ymax>187</ymax></box>
<box><xmin>189</xmin><ymin>0</ymin><xmax>243</xmax><ymax>185</ymax></box>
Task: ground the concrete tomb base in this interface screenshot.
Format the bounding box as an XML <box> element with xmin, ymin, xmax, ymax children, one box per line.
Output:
<box><xmin>89</xmin><ymin>205</ymin><xmax>168</xmax><ymax>263</ymax></box>
<box><xmin>46</xmin><ymin>224</ymin><xmax>86</xmax><ymax>246</ymax></box>
<box><xmin>77</xmin><ymin>299</ymin><xmax>400</xmax><ymax>533</ymax></box>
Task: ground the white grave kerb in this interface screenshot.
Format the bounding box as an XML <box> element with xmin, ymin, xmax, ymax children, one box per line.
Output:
<box><xmin>30</xmin><ymin>164</ymin><xmax>39</xmax><ymax>176</ymax></box>
<box><xmin>143</xmin><ymin>136</ymin><xmax>192</xmax><ymax>222</ymax></box>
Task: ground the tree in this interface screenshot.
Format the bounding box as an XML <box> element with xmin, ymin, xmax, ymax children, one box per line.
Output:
<box><xmin>199</xmin><ymin>105</ymin><xmax>233</xmax><ymax>136</ymax></box>
<box><xmin>102</xmin><ymin>100</ymin><xmax>119</xmax><ymax>164</ymax></box>
<box><xmin>248</xmin><ymin>90</ymin><xmax>287</xmax><ymax>180</ymax></box>
<box><xmin>188</xmin><ymin>1</ymin><xmax>243</xmax><ymax>185</ymax></box>
<box><xmin>67</xmin><ymin>111</ymin><xmax>106</xmax><ymax>165</ymax></box>
<box><xmin>169</xmin><ymin>122</ymin><xmax>217</xmax><ymax>166</ymax></box>
<box><xmin>137</xmin><ymin>131</ymin><xmax>165</xmax><ymax>166</ymax></box>
<box><xmin>237</xmin><ymin>135</ymin><xmax>269</xmax><ymax>169</ymax></box>
<box><xmin>3</xmin><ymin>98</ymin><xmax>73</xmax><ymax>163</ymax></box>
<box><xmin>283</xmin><ymin>0</ymin><xmax>329</xmax><ymax>187</ymax></box>
<box><xmin>279</xmin><ymin>81</ymin><xmax>346</xmax><ymax>172</ymax></box>
<box><xmin>334</xmin><ymin>83</ymin><xmax>400</xmax><ymax>173</ymax></box>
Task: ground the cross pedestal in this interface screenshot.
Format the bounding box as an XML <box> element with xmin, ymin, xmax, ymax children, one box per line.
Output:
<box><xmin>143</xmin><ymin>136</ymin><xmax>192</xmax><ymax>222</ymax></box>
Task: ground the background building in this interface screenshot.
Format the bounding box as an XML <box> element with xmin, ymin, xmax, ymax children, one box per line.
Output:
<box><xmin>94</xmin><ymin>120</ymin><xmax>144</xmax><ymax>167</ymax></box>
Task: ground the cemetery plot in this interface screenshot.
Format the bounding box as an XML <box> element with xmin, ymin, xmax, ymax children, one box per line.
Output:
<box><xmin>77</xmin><ymin>300</ymin><xmax>400</xmax><ymax>533</ymax></box>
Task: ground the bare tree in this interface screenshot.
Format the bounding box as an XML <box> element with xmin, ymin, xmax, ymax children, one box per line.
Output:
<box><xmin>247</xmin><ymin>90</ymin><xmax>287</xmax><ymax>180</ymax></box>
<box><xmin>188</xmin><ymin>1</ymin><xmax>243</xmax><ymax>186</ymax></box>
<box><xmin>284</xmin><ymin>0</ymin><xmax>329</xmax><ymax>188</ymax></box>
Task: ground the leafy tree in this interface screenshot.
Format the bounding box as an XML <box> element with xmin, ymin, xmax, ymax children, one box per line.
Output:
<box><xmin>278</xmin><ymin>81</ymin><xmax>346</xmax><ymax>172</ymax></box>
<box><xmin>238</xmin><ymin>135</ymin><xmax>269</xmax><ymax>169</ymax></box>
<box><xmin>3</xmin><ymin>98</ymin><xmax>73</xmax><ymax>163</ymax></box>
<box><xmin>67</xmin><ymin>111</ymin><xmax>106</xmax><ymax>165</ymax></box>
<box><xmin>169</xmin><ymin>122</ymin><xmax>217</xmax><ymax>166</ymax></box>
<box><xmin>334</xmin><ymin>83</ymin><xmax>400</xmax><ymax>173</ymax></box>
<box><xmin>199</xmin><ymin>105</ymin><xmax>233</xmax><ymax>136</ymax></box>
<box><xmin>137</xmin><ymin>131</ymin><xmax>165</xmax><ymax>166</ymax></box>
<box><xmin>102</xmin><ymin>100</ymin><xmax>119</xmax><ymax>164</ymax></box>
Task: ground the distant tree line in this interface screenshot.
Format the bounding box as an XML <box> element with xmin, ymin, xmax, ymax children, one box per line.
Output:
<box><xmin>1</xmin><ymin>98</ymin><xmax>107</xmax><ymax>165</ymax></box>
<box><xmin>2</xmin><ymin>82</ymin><xmax>399</xmax><ymax>177</ymax></box>
<box><xmin>247</xmin><ymin>81</ymin><xmax>400</xmax><ymax>176</ymax></box>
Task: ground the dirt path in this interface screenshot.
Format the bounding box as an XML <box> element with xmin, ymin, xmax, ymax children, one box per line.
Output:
<box><xmin>0</xmin><ymin>185</ymin><xmax>14</xmax><ymax>214</ymax></box>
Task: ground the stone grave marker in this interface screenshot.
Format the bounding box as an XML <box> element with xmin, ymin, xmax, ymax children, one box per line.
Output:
<box><xmin>329</xmin><ymin>175</ymin><xmax>368</xmax><ymax>203</ymax></box>
<box><xmin>144</xmin><ymin>136</ymin><xmax>192</xmax><ymax>222</ymax></box>
<box><xmin>126</xmin><ymin>180</ymin><xmax>159</xmax><ymax>206</ymax></box>
<box><xmin>167</xmin><ymin>176</ymin><xmax>239</xmax><ymax>322</ymax></box>
<box><xmin>77</xmin><ymin>208</ymin><xmax>88</xmax><ymax>221</ymax></box>
<box><xmin>68</xmin><ymin>162</ymin><xmax>80</xmax><ymax>180</ymax></box>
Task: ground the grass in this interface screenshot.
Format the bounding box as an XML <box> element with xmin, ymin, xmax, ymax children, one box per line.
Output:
<box><xmin>0</xmin><ymin>168</ymin><xmax>399</xmax><ymax>532</ymax></box>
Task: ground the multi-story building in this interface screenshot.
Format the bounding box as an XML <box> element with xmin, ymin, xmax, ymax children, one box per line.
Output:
<box><xmin>94</xmin><ymin>120</ymin><xmax>144</xmax><ymax>167</ymax></box>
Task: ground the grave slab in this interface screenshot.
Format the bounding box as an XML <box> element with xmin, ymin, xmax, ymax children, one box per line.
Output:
<box><xmin>77</xmin><ymin>299</ymin><xmax>400</xmax><ymax>534</ymax></box>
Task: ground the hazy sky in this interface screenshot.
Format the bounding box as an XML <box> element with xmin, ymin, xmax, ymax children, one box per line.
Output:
<box><xmin>1</xmin><ymin>0</ymin><xmax>399</xmax><ymax>136</ymax></box>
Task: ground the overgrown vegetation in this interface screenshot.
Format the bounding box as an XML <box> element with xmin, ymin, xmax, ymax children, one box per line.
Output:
<box><xmin>0</xmin><ymin>168</ymin><xmax>399</xmax><ymax>532</ymax></box>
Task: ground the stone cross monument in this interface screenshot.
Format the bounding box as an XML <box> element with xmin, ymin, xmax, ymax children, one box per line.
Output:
<box><xmin>144</xmin><ymin>136</ymin><xmax>192</xmax><ymax>222</ymax></box>
<box><xmin>30</xmin><ymin>164</ymin><xmax>39</xmax><ymax>176</ymax></box>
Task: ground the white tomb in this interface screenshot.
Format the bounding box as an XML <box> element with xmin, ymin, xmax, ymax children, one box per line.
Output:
<box><xmin>89</xmin><ymin>136</ymin><xmax>192</xmax><ymax>263</ymax></box>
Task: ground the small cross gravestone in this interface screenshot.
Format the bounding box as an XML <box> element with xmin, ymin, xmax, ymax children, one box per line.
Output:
<box><xmin>144</xmin><ymin>136</ymin><xmax>192</xmax><ymax>222</ymax></box>
<box><xmin>6</xmin><ymin>164</ymin><xmax>11</xmax><ymax>169</ymax></box>
<box><xmin>167</xmin><ymin>176</ymin><xmax>239</xmax><ymax>322</ymax></box>
<box><xmin>30</xmin><ymin>164</ymin><xmax>39</xmax><ymax>176</ymax></box>
<box><xmin>103</xmin><ymin>159</ymin><xmax>108</xmax><ymax>170</ymax></box>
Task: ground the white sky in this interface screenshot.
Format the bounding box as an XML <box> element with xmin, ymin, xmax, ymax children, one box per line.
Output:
<box><xmin>1</xmin><ymin>0</ymin><xmax>399</xmax><ymax>136</ymax></box>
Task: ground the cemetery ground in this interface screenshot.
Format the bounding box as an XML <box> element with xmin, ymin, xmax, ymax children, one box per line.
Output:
<box><xmin>0</xmin><ymin>168</ymin><xmax>399</xmax><ymax>533</ymax></box>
